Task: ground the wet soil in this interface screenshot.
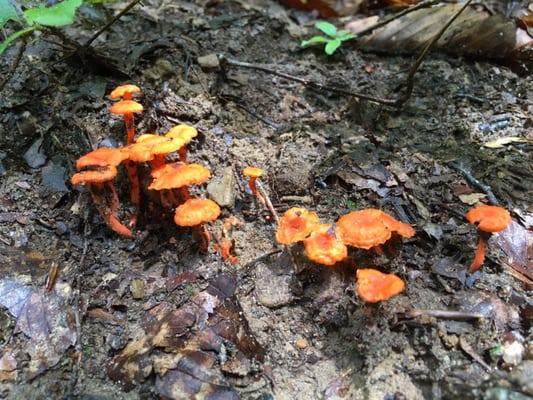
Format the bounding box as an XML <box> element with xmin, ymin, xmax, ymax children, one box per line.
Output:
<box><xmin>0</xmin><ymin>1</ymin><xmax>532</xmax><ymax>399</ymax></box>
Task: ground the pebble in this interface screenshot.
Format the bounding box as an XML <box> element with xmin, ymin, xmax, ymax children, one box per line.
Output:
<box><xmin>254</xmin><ymin>263</ymin><xmax>293</xmax><ymax>308</ymax></box>
<box><xmin>130</xmin><ymin>279</ymin><xmax>145</xmax><ymax>300</ymax></box>
<box><xmin>295</xmin><ymin>338</ymin><xmax>308</xmax><ymax>349</ymax></box>
<box><xmin>207</xmin><ymin>167</ymin><xmax>236</xmax><ymax>208</ymax></box>
<box><xmin>197</xmin><ymin>53</ymin><xmax>220</xmax><ymax>70</ymax></box>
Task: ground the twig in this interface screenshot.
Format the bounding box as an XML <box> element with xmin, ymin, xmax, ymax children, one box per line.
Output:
<box><xmin>218</xmin><ymin>55</ymin><xmax>397</xmax><ymax>106</ymax></box>
<box><xmin>459</xmin><ymin>336</ymin><xmax>492</xmax><ymax>372</ymax></box>
<box><xmin>395</xmin><ymin>0</ymin><xmax>474</xmax><ymax>106</ymax></box>
<box><xmin>400</xmin><ymin>309</ymin><xmax>485</xmax><ymax>321</ymax></box>
<box><xmin>0</xmin><ymin>39</ymin><xmax>26</xmax><ymax>93</ymax></box>
<box><xmin>244</xmin><ymin>249</ymin><xmax>282</xmax><ymax>270</ymax></box>
<box><xmin>256</xmin><ymin>181</ymin><xmax>280</xmax><ymax>224</ymax></box>
<box><xmin>449</xmin><ymin>161</ymin><xmax>499</xmax><ymax>205</ymax></box>
<box><xmin>84</xmin><ymin>0</ymin><xmax>143</xmax><ymax>48</ymax></box>
<box><xmin>219</xmin><ymin>94</ymin><xmax>286</xmax><ymax>131</ymax></box>
<box><xmin>356</xmin><ymin>0</ymin><xmax>440</xmax><ymax>38</ymax></box>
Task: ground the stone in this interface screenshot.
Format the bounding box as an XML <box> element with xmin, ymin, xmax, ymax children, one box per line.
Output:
<box><xmin>254</xmin><ymin>263</ymin><xmax>293</xmax><ymax>308</ymax></box>
<box><xmin>207</xmin><ymin>167</ymin><xmax>235</xmax><ymax>208</ymax></box>
<box><xmin>197</xmin><ymin>53</ymin><xmax>220</xmax><ymax>70</ymax></box>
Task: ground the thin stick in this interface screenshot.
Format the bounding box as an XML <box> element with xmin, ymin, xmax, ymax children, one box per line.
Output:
<box><xmin>256</xmin><ymin>180</ymin><xmax>280</xmax><ymax>224</ymax></box>
<box><xmin>395</xmin><ymin>0</ymin><xmax>474</xmax><ymax>106</ymax></box>
<box><xmin>219</xmin><ymin>55</ymin><xmax>397</xmax><ymax>106</ymax></box>
<box><xmin>401</xmin><ymin>309</ymin><xmax>485</xmax><ymax>321</ymax></box>
<box><xmin>355</xmin><ymin>0</ymin><xmax>440</xmax><ymax>38</ymax></box>
<box><xmin>449</xmin><ymin>161</ymin><xmax>499</xmax><ymax>205</ymax></box>
<box><xmin>84</xmin><ymin>0</ymin><xmax>143</xmax><ymax>48</ymax></box>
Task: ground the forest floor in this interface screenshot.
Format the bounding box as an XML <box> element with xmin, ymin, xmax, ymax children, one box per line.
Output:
<box><xmin>0</xmin><ymin>0</ymin><xmax>532</xmax><ymax>399</ymax></box>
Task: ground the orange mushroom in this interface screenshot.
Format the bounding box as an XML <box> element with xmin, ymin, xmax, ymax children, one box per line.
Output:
<box><xmin>174</xmin><ymin>198</ymin><xmax>221</xmax><ymax>250</ymax></box>
<box><xmin>165</xmin><ymin>124</ymin><xmax>198</xmax><ymax>162</ymax></box>
<box><xmin>465</xmin><ymin>205</ymin><xmax>511</xmax><ymax>273</ymax></box>
<box><xmin>71</xmin><ymin>165</ymin><xmax>131</xmax><ymax>237</ymax></box>
<box><xmin>303</xmin><ymin>224</ymin><xmax>347</xmax><ymax>266</ymax></box>
<box><xmin>135</xmin><ymin>134</ymin><xmax>184</xmax><ymax>170</ymax></box>
<box><xmin>356</xmin><ymin>268</ymin><xmax>405</xmax><ymax>303</ymax></box>
<box><xmin>275</xmin><ymin>207</ymin><xmax>320</xmax><ymax>245</ymax></box>
<box><xmin>215</xmin><ymin>216</ymin><xmax>241</xmax><ymax>264</ymax></box>
<box><xmin>149</xmin><ymin>162</ymin><xmax>211</xmax><ymax>204</ymax></box>
<box><xmin>76</xmin><ymin>147</ymin><xmax>128</xmax><ymax>170</ymax></box>
<box><xmin>336</xmin><ymin>209</ymin><xmax>415</xmax><ymax>250</ymax></box>
<box><xmin>243</xmin><ymin>167</ymin><xmax>265</xmax><ymax>206</ymax></box>
<box><xmin>110</xmin><ymin>84</ymin><xmax>141</xmax><ymax>101</ymax></box>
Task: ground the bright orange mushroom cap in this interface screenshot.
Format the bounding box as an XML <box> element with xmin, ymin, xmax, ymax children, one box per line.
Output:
<box><xmin>466</xmin><ymin>205</ymin><xmax>511</xmax><ymax>233</ymax></box>
<box><xmin>336</xmin><ymin>209</ymin><xmax>415</xmax><ymax>249</ymax></box>
<box><xmin>337</xmin><ymin>209</ymin><xmax>392</xmax><ymax>249</ymax></box>
<box><xmin>174</xmin><ymin>198</ymin><xmax>221</xmax><ymax>227</ymax></box>
<box><xmin>137</xmin><ymin>134</ymin><xmax>184</xmax><ymax>156</ymax></box>
<box><xmin>303</xmin><ymin>224</ymin><xmax>347</xmax><ymax>266</ymax></box>
<box><xmin>149</xmin><ymin>163</ymin><xmax>211</xmax><ymax>190</ymax></box>
<box><xmin>109</xmin><ymin>100</ymin><xmax>143</xmax><ymax>115</ymax></box>
<box><xmin>76</xmin><ymin>148</ymin><xmax>128</xmax><ymax>170</ymax></box>
<box><xmin>71</xmin><ymin>165</ymin><xmax>118</xmax><ymax>185</ymax></box>
<box><xmin>110</xmin><ymin>84</ymin><xmax>141</xmax><ymax>100</ymax></box>
<box><xmin>243</xmin><ymin>167</ymin><xmax>263</xmax><ymax>178</ymax></box>
<box><xmin>166</xmin><ymin>124</ymin><xmax>198</xmax><ymax>143</ymax></box>
<box><xmin>276</xmin><ymin>207</ymin><xmax>320</xmax><ymax>244</ymax></box>
<box><xmin>356</xmin><ymin>268</ymin><xmax>405</xmax><ymax>303</ymax></box>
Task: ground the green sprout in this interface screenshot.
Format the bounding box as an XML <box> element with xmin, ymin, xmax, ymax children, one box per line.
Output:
<box><xmin>0</xmin><ymin>0</ymin><xmax>83</xmax><ymax>56</ymax></box>
<box><xmin>301</xmin><ymin>21</ymin><xmax>356</xmax><ymax>55</ymax></box>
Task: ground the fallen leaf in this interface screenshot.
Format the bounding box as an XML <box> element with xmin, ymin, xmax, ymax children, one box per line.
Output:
<box><xmin>458</xmin><ymin>193</ymin><xmax>486</xmax><ymax>205</ymax></box>
<box><xmin>483</xmin><ymin>137</ymin><xmax>529</xmax><ymax>148</ymax></box>
<box><xmin>494</xmin><ymin>221</ymin><xmax>533</xmax><ymax>280</ymax></box>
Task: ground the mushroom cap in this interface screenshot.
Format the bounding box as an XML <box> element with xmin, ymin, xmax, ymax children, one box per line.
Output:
<box><xmin>71</xmin><ymin>165</ymin><xmax>117</xmax><ymax>185</ymax></box>
<box><xmin>303</xmin><ymin>224</ymin><xmax>348</xmax><ymax>266</ymax></box>
<box><xmin>243</xmin><ymin>167</ymin><xmax>263</xmax><ymax>178</ymax></box>
<box><xmin>149</xmin><ymin>163</ymin><xmax>211</xmax><ymax>190</ymax></box>
<box><xmin>110</xmin><ymin>84</ymin><xmax>141</xmax><ymax>100</ymax></box>
<box><xmin>466</xmin><ymin>205</ymin><xmax>511</xmax><ymax>233</ymax></box>
<box><xmin>380</xmin><ymin>212</ymin><xmax>416</xmax><ymax>238</ymax></box>
<box><xmin>174</xmin><ymin>198</ymin><xmax>221</xmax><ymax>227</ymax></box>
<box><xmin>275</xmin><ymin>207</ymin><xmax>320</xmax><ymax>244</ymax></box>
<box><xmin>356</xmin><ymin>268</ymin><xmax>405</xmax><ymax>303</ymax></box>
<box><xmin>76</xmin><ymin>147</ymin><xmax>128</xmax><ymax>170</ymax></box>
<box><xmin>137</xmin><ymin>134</ymin><xmax>184</xmax><ymax>155</ymax></box>
<box><xmin>166</xmin><ymin>124</ymin><xmax>198</xmax><ymax>144</ymax></box>
<box><xmin>109</xmin><ymin>100</ymin><xmax>143</xmax><ymax>115</ymax></box>
<box><xmin>336</xmin><ymin>209</ymin><xmax>392</xmax><ymax>249</ymax></box>
<box><xmin>123</xmin><ymin>142</ymin><xmax>155</xmax><ymax>162</ymax></box>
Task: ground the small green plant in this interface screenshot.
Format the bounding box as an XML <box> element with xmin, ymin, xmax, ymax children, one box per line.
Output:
<box><xmin>301</xmin><ymin>21</ymin><xmax>356</xmax><ymax>55</ymax></box>
<box><xmin>0</xmin><ymin>0</ymin><xmax>83</xmax><ymax>56</ymax></box>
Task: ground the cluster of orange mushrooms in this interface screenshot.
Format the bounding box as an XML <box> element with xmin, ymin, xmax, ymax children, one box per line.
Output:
<box><xmin>71</xmin><ymin>84</ymin><xmax>513</xmax><ymax>304</ymax></box>
<box><xmin>71</xmin><ymin>84</ymin><xmax>220</xmax><ymax>249</ymax></box>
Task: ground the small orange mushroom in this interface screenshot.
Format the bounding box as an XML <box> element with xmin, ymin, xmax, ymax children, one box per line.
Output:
<box><xmin>303</xmin><ymin>224</ymin><xmax>347</xmax><ymax>266</ymax></box>
<box><xmin>71</xmin><ymin>165</ymin><xmax>131</xmax><ymax>237</ymax></box>
<box><xmin>149</xmin><ymin>162</ymin><xmax>211</xmax><ymax>203</ymax></box>
<box><xmin>465</xmin><ymin>204</ymin><xmax>511</xmax><ymax>273</ymax></box>
<box><xmin>356</xmin><ymin>268</ymin><xmax>405</xmax><ymax>303</ymax></box>
<box><xmin>165</xmin><ymin>124</ymin><xmax>198</xmax><ymax>162</ymax></box>
<box><xmin>174</xmin><ymin>198</ymin><xmax>221</xmax><ymax>250</ymax></box>
<box><xmin>110</xmin><ymin>84</ymin><xmax>141</xmax><ymax>101</ymax></box>
<box><xmin>243</xmin><ymin>167</ymin><xmax>265</xmax><ymax>206</ymax></box>
<box><xmin>336</xmin><ymin>209</ymin><xmax>415</xmax><ymax>250</ymax></box>
<box><xmin>275</xmin><ymin>207</ymin><xmax>320</xmax><ymax>245</ymax></box>
<box><xmin>76</xmin><ymin>147</ymin><xmax>128</xmax><ymax>170</ymax></box>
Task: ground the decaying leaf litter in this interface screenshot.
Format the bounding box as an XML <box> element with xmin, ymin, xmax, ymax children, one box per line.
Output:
<box><xmin>0</xmin><ymin>0</ymin><xmax>532</xmax><ymax>398</ymax></box>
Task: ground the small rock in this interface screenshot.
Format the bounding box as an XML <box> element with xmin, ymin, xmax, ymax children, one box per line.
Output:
<box><xmin>295</xmin><ymin>338</ymin><xmax>308</xmax><ymax>349</ymax></box>
<box><xmin>23</xmin><ymin>138</ymin><xmax>46</xmax><ymax>168</ymax></box>
<box><xmin>254</xmin><ymin>263</ymin><xmax>293</xmax><ymax>308</ymax></box>
<box><xmin>510</xmin><ymin>360</ymin><xmax>533</xmax><ymax>395</ymax></box>
<box><xmin>197</xmin><ymin>53</ymin><xmax>220</xmax><ymax>70</ymax></box>
<box><xmin>41</xmin><ymin>162</ymin><xmax>68</xmax><ymax>193</ymax></box>
<box><xmin>275</xmin><ymin>158</ymin><xmax>312</xmax><ymax>195</ymax></box>
<box><xmin>207</xmin><ymin>167</ymin><xmax>236</xmax><ymax>208</ymax></box>
<box><xmin>130</xmin><ymin>279</ymin><xmax>145</xmax><ymax>300</ymax></box>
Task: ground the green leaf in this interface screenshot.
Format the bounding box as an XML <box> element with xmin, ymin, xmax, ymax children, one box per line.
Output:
<box><xmin>0</xmin><ymin>26</ymin><xmax>35</xmax><ymax>56</ymax></box>
<box><xmin>324</xmin><ymin>38</ymin><xmax>341</xmax><ymax>55</ymax></box>
<box><xmin>315</xmin><ymin>21</ymin><xmax>337</xmax><ymax>38</ymax></box>
<box><xmin>0</xmin><ymin>0</ymin><xmax>21</xmax><ymax>28</ymax></box>
<box><xmin>301</xmin><ymin>35</ymin><xmax>329</xmax><ymax>47</ymax></box>
<box><xmin>337</xmin><ymin>30</ymin><xmax>357</xmax><ymax>41</ymax></box>
<box><xmin>24</xmin><ymin>0</ymin><xmax>82</xmax><ymax>27</ymax></box>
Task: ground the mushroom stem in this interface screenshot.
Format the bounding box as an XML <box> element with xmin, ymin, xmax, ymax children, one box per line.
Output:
<box><xmin>150</xmin><ymin>155</ymin><xmax>166</xmax><ymax>171</ymax></box>
<box><xmin>179</xmin><ymin>146</ymin><xmax>188</xmax><ymax>162</ymax></box>
<box><xmin>89</xmin><ymin>184</ymin><xmax>132</xmax><ymax>237</ymax></box>
<box><xmin>195</xmin><ymin>225</ymin><xmax>211</xmax><ymax>252</ymax></box>
<box><xmin>124</xmin><ymin>112</ymin><xmax>136</xmax><ymax>144</ymax></box>
<box><xmin>469</xmin><ymin>234</ymin><xmax>488</xmax><ymax>273</ymax></box>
